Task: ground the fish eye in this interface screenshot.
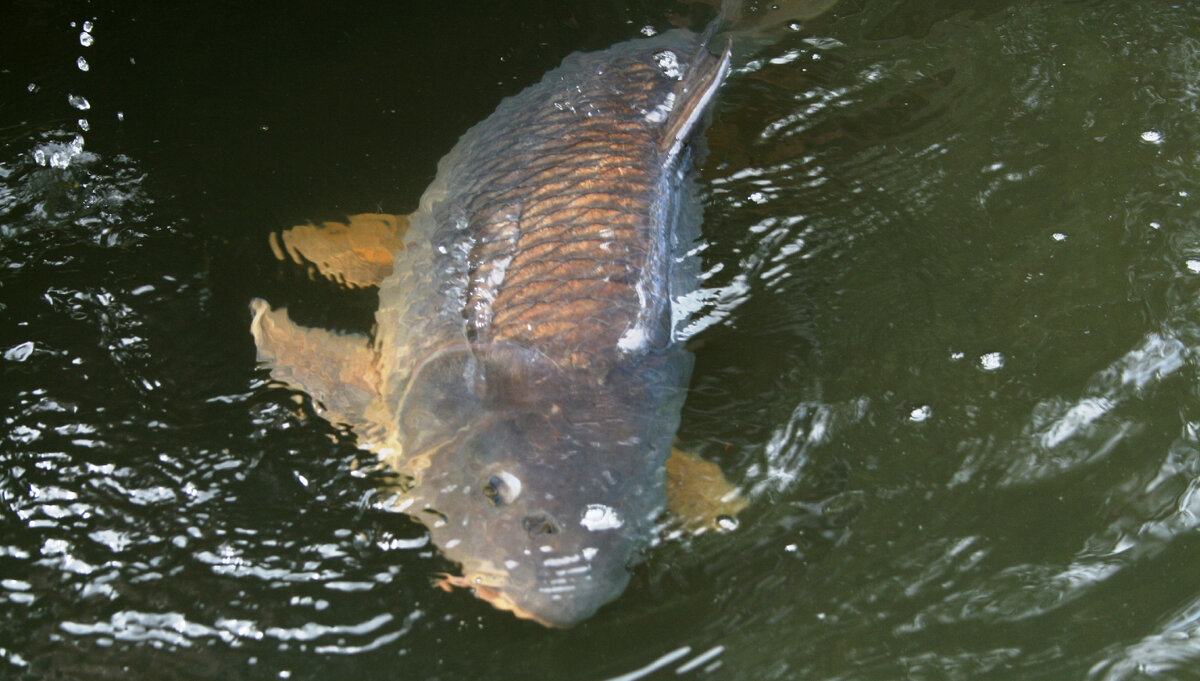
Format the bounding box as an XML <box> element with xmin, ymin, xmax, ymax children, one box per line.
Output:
<box><xmin>481</xmin><ymin>470</ymin><xmax>522</xmax><ymax>506</ymax></box>
<box><xmin>482</xmin><ymin>476</ymin><xmax>504</xmax><ymax>505</ymax></box>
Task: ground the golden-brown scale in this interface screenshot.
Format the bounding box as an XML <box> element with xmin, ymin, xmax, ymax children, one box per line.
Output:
<box><xmin>414</xmin><ymin>55</ymin><xmax>688</xmax><ymax>370</ymax></box>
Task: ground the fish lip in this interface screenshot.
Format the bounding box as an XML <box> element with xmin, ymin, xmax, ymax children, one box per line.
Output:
<box><xmin>435</xmin><ymin>573</ymin><xmax>570</xmax><ymax>628</ymax></box>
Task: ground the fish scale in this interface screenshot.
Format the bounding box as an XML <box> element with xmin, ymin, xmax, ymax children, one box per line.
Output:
<box><xmin>379</xmin><ymin>40</ymin><xmax>700</xmax><ymax>374</ymax></box>
<box><xmin>253</xmin><ymin>27</ymin><xmax>737</xmax><ymax>627</ymax></box>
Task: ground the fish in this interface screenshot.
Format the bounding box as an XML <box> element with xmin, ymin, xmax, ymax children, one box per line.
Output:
<box><xmin>249</xmin><ymin>26</ymin><xmax>743</xmax><ymax>628</ymax></box>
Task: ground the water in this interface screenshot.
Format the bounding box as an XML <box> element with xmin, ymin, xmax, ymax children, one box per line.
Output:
<box><xmin>4</xmin><ymin>1</ymin><xmax>1200</xmax><ymax>679</ymax></box>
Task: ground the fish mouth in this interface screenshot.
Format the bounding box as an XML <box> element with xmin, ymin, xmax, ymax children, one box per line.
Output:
<box><xmin>435</xmin><ymin>562</ymin><xmax>628</xmax><ymax>628</ymax></box>
<box><xmin>435</xmin><ymin>573</ymin><xmax>565</xmax><ymax>628</ymax></box>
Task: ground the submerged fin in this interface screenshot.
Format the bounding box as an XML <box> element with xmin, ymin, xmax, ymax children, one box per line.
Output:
<box><xmin>659</xmin><ymin>37</ymin><xmax>733</xmax><ymax>162</ymax></box>
<box><xmin>666</xmin><ymin>447</ymin><xmax>748</xmax><ymax>533</ymax></box>
<box><xmin>269</xmin><ymin>213</ymin><xmax>410</xmax><ymax>288</ymax></box>
<box><xmin>250</xmin><ymin>298</ymin><xmax>381</xmax><ymax>430</ymax></box>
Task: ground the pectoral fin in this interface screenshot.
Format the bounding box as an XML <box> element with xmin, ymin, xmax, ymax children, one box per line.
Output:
<box><xmin>666</xmin><ymin>447</ymin><xmax>747</xmax><ymax>533</ymax></box>
<box><xmin>269</xmin><ymin>213</ymin><xmax>409</xmax><ymax>288</ymax></box>
<box><xmin>250</xmin><ymin>298</ymin><xmax>382</xmax><ymax>431</ymax></box>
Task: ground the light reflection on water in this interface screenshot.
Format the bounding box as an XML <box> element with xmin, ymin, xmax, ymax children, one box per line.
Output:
<box><xmin>5</xmin><ymin>1</ymin><xmax>1200</xmax><ymax>680</ymax></box>
<box><xmin>683</xmin><ymin>2</ymin><xmax>1200</xmax><ymax>680</ymax></box>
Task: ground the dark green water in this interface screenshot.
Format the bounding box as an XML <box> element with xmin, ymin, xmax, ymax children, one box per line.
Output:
<box><xmin>4</xmin><ymin>1</ymin><xmax>1200</xmax><ymax>679</ymax></box>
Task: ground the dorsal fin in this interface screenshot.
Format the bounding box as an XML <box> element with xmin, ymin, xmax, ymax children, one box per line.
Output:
<box><xmin>659</xmin><ymin>37</ymin><xmax>732</xmax><ymax>162</ymax></box>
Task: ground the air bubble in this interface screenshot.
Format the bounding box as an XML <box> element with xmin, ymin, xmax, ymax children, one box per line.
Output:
<box><xmin>77</xmin><ymin>56</ymin><xmax>89</xmax><ymax>71</ymax></box>
<box><xmin>80</xmin><ymin>31</ymin><xmax>93</xmax><ymax>47</ymax></box>
<box><xmin>68</xmin><ymin>94</ymin><xmax>91</xmax><ymax>110</ymax></box>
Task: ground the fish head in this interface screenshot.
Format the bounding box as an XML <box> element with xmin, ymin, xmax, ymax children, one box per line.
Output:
<box><xmin>394</xmin><ymin>344</ymin><xmax>680</xmax><ymax>627</ymax></box>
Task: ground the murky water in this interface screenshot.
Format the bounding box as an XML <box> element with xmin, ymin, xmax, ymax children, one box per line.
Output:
<box><xmin>5</xmin><ymin>1</ymin><xmax>1200</xmax><ymax>679</ymax></box>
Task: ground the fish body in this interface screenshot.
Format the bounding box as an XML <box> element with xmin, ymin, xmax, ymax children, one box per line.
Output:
<box><xmin>252</xmin><ymin>28</ymin><xmax>731</xmax><ymax>627</ymax></box>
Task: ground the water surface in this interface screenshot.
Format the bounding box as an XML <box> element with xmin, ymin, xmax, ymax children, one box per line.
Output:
<box><xmin>4</xmin><ymin>1</ymin><xmax>1200</xmax><ymax>680</ymax></box>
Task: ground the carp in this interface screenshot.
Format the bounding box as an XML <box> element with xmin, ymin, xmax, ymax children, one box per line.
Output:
<box><xmin>250</xmin><ymin>27</ymin><xmax>744</xmax><ymax>627</ymax></box>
